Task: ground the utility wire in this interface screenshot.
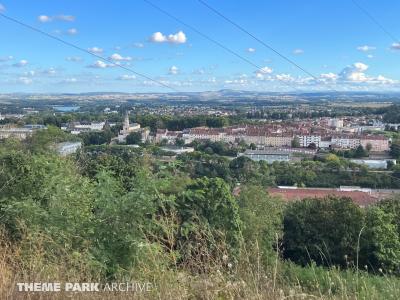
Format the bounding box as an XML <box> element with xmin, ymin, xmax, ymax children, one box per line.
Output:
<box><xmin>351</xmin><ymin>0</ymin><xmax>399</xmax><ymax>43</ymax></box>
<box><xmin>143</xmin><ymin>0</ymin><xmax>301</xmax><ymax>92</ymax></box>
<box><xmin>197</xmin><ymin>0</ymin><xmax>343</xmax><ymax>93</ymax></box>
<box><xmin>198</xmin><ymin>0</ymin><xmax>319</xmax><ymax>80</ymax></box>
<box><xmin>0</xmin><ymin>12</ymin><xmax>179</xmax><ymax>92</ymax></box>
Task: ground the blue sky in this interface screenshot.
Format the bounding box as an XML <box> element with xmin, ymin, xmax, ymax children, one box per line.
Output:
<box><xmin>0</xmin><ymin>0</ymin><xmax>399</xmax><ymax>93</ymax></box>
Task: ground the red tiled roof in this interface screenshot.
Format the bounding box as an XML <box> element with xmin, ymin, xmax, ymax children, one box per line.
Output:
<box><xmin>268</xmin><ymin>188</ymin><xmax>378</xmax><ymax>206</ymax></box>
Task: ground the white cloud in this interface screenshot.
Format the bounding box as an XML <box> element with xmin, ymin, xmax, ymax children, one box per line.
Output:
<box><xmin>255</xmin><ymin>66</ymin><xmax>273</xmax><ymax>79</ymax></box>
<box><xmin>133</xmin><ymin>42</ymin><xmax>144</xmax><ymax>48</ymax></box>
<box><xmin>54</xmin><ymin>28</ymin><xmax>78</xmax><ymax>35</ymax></box>
<box><xmin>17</xmin><ymin>77</ymin><xmax>33</xmax><ymax>85</ymax></box>
<box><xmin>23</xmin><ymin>70</ymin><xmax>35</xmax><ymax>77</ymax></box>
<box><xmin>87</xmin><ymin>60</ymin><xmax>113</xmax><ymax>69</ymax></box>
<box><xmin>109</xmin><ymin>53</ymin><xmax>132</xmax><ymax>61</ymax></box>
<box><xmin>259</xmin><ymin>66</ymin><xmax>273</xmax><ymax>74</ymax></box>
<box><xmin>353</xmin><ymin>62</ymin><xmax>368</xmax><ymax>72</ymax></box>
<box><xmin>367</xmin><ymin>54</ymin><xmax>374</xmax><ymax>59</ymax></box>
<box><xmin>193</xmin><ymin>68</ymin><xmax>205</xmax><ymax>75</ymax></box>
<box><xmin>168</xmin><ymin>65</ymin><xmax>179</xmax><ymax>75</ymax></box>
<box><xmin>0</xmin><ymin>55</ymin><xmax>13</xmax><ymax>62</ymax></box>
<box><xmin>320</xmin><ymin>72</ymin><xmax>338</xmax><ymax>81</ymax></box>
<box><xmin>38</xmin><ymin>15</ymin><xmax>51</xmax><ymax>23</ymax></box>
<box><xmin>13</xmin><ymin>60</ymin><xmax>28</xmax><ymax>67</ymax></box>
<box><xmin>276</xmin><ymin>74</ymin><xmax>294</xmax><ymax>81</ymax></box>
<box><xmin>375</xmin><ymin>75</ymin><xmax>395</xmax><ymax>84</ymax></box>
<box><xmin>357</xmin><ymin>45</ymin><xmax>376</xmax><ymax>52</ymax></box>
<box><xmin>118</xmin><ymin>74</ymin><xmax>136</xmax><ymax>80</ymax></box>
<box><xmin>339</xmin><ymin>62</ymin><xmax>369</xmax><ymax>82</ymax></box>
<box><xmin>43</xmin><ymin>68</ymin><xmax>56</xmax><ymax>75</ymax></box>
<box><xmin>57</xmin><ymin>15</ymin><xmax>75</xmax><ymax>22</ymax></box>
<box><xmin>88</xmin><ymin>47</ymin><xmax>103</xmax><ymax>54</ymax></box>
<box><xmin>66</xmin><ymin>56</ymin><xmax>83</xmax><ymax>62</ymax></box>
<box><xmin>0</xmin><ymin>3</ymin><xmax>5</xmax><ymax>12</ymax></box>
<box><xmin>247</xmin><ymin>47</ymin><xmax>256</xmax><ymax>53</ymax></box>
<box><xmin>167</xmin><ymin>31</ymin><xmax>187</xmax><ymax>44</ymax></box>
<box><xmin>293</xmin><ymin>49</ymin><xmax>304</xmax><ymax>55</ymax></box>
<box><xmin>150</xmin><ymin>32</ymin><xmax>166</xmax><ymax>43</ymax></box>
<box><xmin>391</xmin><ymin>42</ymin><xmax>400</xmax><ymax>50</ymax></box>
<box><xmin>224</xmin><ymin>79</ymin><xmax>248</xmax><ymax>85</ymax></box>
<box><xmin>150</xmin><ymin>31</ymin><xmax>187</xmax><ymax>44</ymax></box>
<box><xmin>66</xmin><ymin>28</ymin><xmax>78</xmax><ymax>35</ymax></box>
<box><xmin>63</xmin><ymin>78</ymin><xmax>78</xmax><ymax>83</ymax></box>
<box><xmin>38</xmin><ymin>15</ymin><xmax>75</xmax><ymax>23</ymax></box>
<box><xmin>336</xmin><ymin>62</ymin><xmax>397</xmax><ymax>85</ymax></box>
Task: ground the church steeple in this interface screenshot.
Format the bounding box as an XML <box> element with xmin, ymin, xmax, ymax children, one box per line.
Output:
<box><xmin>123</xmin><ymin>111</ymin><xmax>130</xmax><ymax>133</ymax></box>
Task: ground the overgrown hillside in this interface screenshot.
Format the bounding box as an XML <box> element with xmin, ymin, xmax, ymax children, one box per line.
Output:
<box><xmin>0</xmin><ymin>132</ymin><xmax>399</xmax><ymax>299</ymax></box>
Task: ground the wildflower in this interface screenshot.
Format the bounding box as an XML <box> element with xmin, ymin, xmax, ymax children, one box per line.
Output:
<box><xmin>227</xmin><ymin>263</ymin><xmax>232</xmax><ymax>269</ymax></box>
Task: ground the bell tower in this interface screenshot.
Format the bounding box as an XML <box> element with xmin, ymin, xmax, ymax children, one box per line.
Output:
<box><xmin>123</xmin><ymin>111</ymin><xmax>130</xmax><ymax>133</ymax></box>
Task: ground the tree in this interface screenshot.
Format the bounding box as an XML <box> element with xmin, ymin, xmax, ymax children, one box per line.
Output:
<box><xmin>237</xmin><ymin>185</ymin><xmax>284</xmax><ymax>264</ymax></box>
<box><xmin>92</xmin><ymin>170</ymin><xmax>160</xmax><ymax>275</ymax></box>
<box><xmin>283</xmin><ymin>196</ymin><xmax>364</xmax><ymax>267</ymax></box>
<box><xmin>0</xmin><ymin>150</ymin><xmax>96</xmax><ymax>268</ymax></box>
<box><xmin>308</xmin><ymin>142</ymin><xmax>317</xmax><ymax>150</ymax></box>
<box><xmin>126</xmin><ymin>131</ymin><xmax>142</xmax><ymax>145</ymax></box>
<box><xmin>377</xmin><ymin>197</ymin><xmax>400</xmax><ymax>236</ymax></box>
<box><xmin>360</xmin><ymin>206</ymin><xmax>400</xmax><ymax>274</ymax></box>
<box><xmin>176</xmin><ymin>177</ymin><xmax>242</xmax><ymax>265</ymax></box>
<box><xmin>291</xmin><ymin>137</ymin><xmax>300</xmax><ymax>148</ymax></box>
<box><xmin>390</xmin><ymin>140</ymin><xmax>400</xmax><ymax>159</ymax></box>
<box><xmin>354</xmin><ymin>145</ymin><xmax>368</xmax><ymax>158</ymax></box>
<box><xmin>81</xmin><ymin>131</ymin><xmax>111</xmax><ymax>145</ymax></box>
<box><xmin>25</xmin><ymin>125</ymin><xmax>76</xmax><ymax>153</ymax></box>
<box><xmin>175</xmin><ymin>138</ymin><xmax>185</xmax><ymax>147</ymax></box>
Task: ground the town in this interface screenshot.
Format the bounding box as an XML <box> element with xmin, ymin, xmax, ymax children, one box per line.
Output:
<box><xmin>2</xmin><ymin>0</ymin><xmax>400</xmax><ymax>298</ymax></box>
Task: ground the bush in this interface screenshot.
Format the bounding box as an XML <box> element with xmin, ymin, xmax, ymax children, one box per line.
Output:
<box><xmin>283</xmin><ymin>196</ymin><xmax>364</xmax><ymax>267</ymax></box>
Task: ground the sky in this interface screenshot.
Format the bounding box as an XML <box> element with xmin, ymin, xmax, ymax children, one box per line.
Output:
<box><xmin>0</xmin><ymin>0</ymin><xmax>400</xmax><ymax>93</ymax></box>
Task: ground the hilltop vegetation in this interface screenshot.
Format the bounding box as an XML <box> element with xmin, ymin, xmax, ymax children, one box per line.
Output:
<box><xmin>0</xmin><ymin>131</ymin><xmax>399</xmax><ymax>299</ymax></box>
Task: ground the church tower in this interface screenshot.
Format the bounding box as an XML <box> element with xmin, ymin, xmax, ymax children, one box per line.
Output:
<box><xmin>123</xmin><ymin>111</ymin><xmax>130</xmax><ymax>134</ymax></box>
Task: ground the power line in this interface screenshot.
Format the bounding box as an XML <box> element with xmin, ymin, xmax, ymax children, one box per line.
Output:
<box><xmin>197</xmin><ymin>0</ymin><xmax>343</xmax><ymax>93</ymax></box>
<box><xmin>0</xmin><ymin>12</ymin><xmax>179</xmax><ymax>92</ymax></box>
<box><xmin>351</xmin><ymin>0</ymin><xmax>399</xmax><ymax>43</ymax></box>
<box><xmin>197</xmin><ymin>0</ymin><xmax>321</xmax><ymax>81</ymax></box>
<box><xmin>143</xmin><ymin>0</ymin><xmax>301</xmax><ymax>92</ymax></box>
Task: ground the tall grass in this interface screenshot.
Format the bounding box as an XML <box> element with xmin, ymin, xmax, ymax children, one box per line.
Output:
<box><xmin>0</xmin><ymin>225</ymin><xmax>399</xmax><ymax>299</ymax></box>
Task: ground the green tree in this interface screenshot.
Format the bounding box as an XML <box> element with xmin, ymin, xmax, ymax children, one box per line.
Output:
<box><xmin>126</xmin><ymin>131</ymin><xmax>142</xmax><ymax>145</ymax></box>
<box><xmin>354</xmin><ymin>145</ymin><xmax>368</xmax><ymax>158</ymax></box>
<box><xmin>176</xmin><ymin>177</ymin><xmax>242</xmax><ymax>265</ymax></box>
<box><xmin>377</xmin><ymin>197</ymin><xmax>400</xmax><ymax>236</ymax></box>
<box><xmin>360</xmin><ymin>206</ymin><xmax>400</xmax><ymax>274</ymax></box>
<box><xmin>390</xmin><ymin>140</ymin><xmax>400</xmax><ymax>159</ymax></box>
<box><xmin>283</xmin><ymin>196</ymin><xmax>364</xmax><ymax>267</ymax></box>
<box><xmin>291</xmin><ymin>137</ymin><xmax>300</xmax><ymax>148</ymax></box>
<box><xmin>92</xmin><ymin>170</ymin><xmax>162</xmax><ymax>276</ymax></box>
<box><xmin>237</xmin><ymin>185</ymin><xmax>284</xmax><ymax>264</ymax></box>
<box><xmin>175</xmin><ymin>138</ymin><xmax>185</xmax><ymax>147</ymax></box>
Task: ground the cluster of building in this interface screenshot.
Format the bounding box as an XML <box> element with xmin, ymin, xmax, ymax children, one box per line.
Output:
<box><xmin>116</xmin><ymin>112</ymin><xmax>149</xmax><ymax>143</ymax></box>
<box><xmin>155</xmin><ymin>118</ymin><xmax>390</xmax><ymax>152</ymax></box>
<box><xmin>0</xmin><ymin>124</ymin><xmax>46</xmax><ymax>140</ymax></box>
<box><xmin>62</xmin><ymin>121</ymin><xmax>111</xmax><ymax>135</ymax></box>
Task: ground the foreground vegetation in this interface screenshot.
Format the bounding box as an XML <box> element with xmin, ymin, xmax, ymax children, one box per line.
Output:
<box><xmin>0</xmin><ymin>131</ymin><xmax>399</xmax><ymax>299</ymax></box>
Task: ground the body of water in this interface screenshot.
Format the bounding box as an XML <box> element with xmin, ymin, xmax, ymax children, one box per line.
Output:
<box><xmin>53</xmin><ymin>106</ymin><xmax>80</xmax><ymax>112</ymax></box>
